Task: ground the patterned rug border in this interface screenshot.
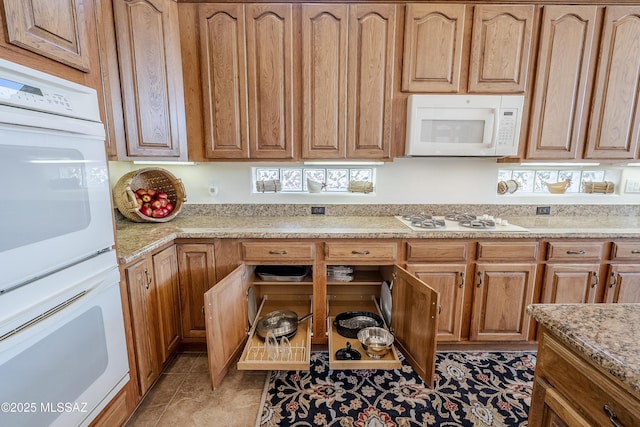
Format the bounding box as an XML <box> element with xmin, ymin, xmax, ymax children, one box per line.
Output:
<box><xmin>255</xmin><ymin>350</ymin><xmax>536</xmax><ymax>427</ymax></box>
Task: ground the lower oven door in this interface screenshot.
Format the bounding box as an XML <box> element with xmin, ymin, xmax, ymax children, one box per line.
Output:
<box><xmin>0</xmin><ymin>265</ymin><xmax>129</xmax><ymax>427</ymax></box>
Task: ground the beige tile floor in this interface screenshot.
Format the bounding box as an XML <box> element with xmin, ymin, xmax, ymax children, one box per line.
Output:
<box><xmin>125</xmin><ymin>352</ymin><xmax>267</xmax><ymax>427</ymax></box>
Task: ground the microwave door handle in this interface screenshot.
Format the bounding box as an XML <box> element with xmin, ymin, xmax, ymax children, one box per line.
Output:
<box><xmin>489</xmin><ymin>108</ymin><xmax>500</xmax><ymax>148</ymax></box>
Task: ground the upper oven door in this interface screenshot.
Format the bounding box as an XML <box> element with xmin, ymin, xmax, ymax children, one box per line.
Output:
<box><xmin>0</xmin><ymin>120</ymin><xmax>114</xmax><ymax>293</ymax></box>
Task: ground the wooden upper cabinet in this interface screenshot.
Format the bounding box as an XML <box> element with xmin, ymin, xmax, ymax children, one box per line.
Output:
<box><xmin>301</xmin><ymin>4</ymin><xmax>348</xmax><ymax>159</ymax></box>
<box><xmin>526</xmin><ymin>6</ymin><xmax>598</xmax><ymax>160</ymax></box>
<box><xmin>302</xmin><ymin>4</ymin><xmax>395</xmax><ymax>160</ymax></box>
<box><xmin>347</xmin><ymin>4</ymin><xmax>396</xmax><ymax>159</ymax></box>
<box><xmin>2</xmin><ymin>0</ymin><xmax>91</xmax><ymax>72</ymax></box>
<box><xmin>585</xmin><ymin>7</ymin><xmax>640</xmax><ymax>160</ymax></box>
<box><xmin>468</xmin><ymin>5</ymin><xmax>534</xmax><ymax>93</ymax></box>
<box><xmin>402</xmin><ymin>4</ymin><xmax>466</xmax><ymax>92</ymax></box>
<box><xmin>199</xmin><ymin>3</ymin><xmax>248</xmax><ymax>159</ymax></box>
<box><xmin>402</xmin><ymin>4</ymin><xmax>532</xmax><ymax>94</ymax></box>
<box><xmin>113</xmin><ymin>0</ymin><xmax>187</xmax><ymax>160</ymax></box>
<box><xmin>246</xmin><ymin>4</ymin><xmax>294</xmax><ymax>159</ymax></box>
<box><xmin>198</xmin><ymin>3</ymin><xmax>294</xmax><ymax>160</ymax></box>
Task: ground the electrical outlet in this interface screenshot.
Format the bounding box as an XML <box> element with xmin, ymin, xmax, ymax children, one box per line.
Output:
<box><xmin>311</xmin><ymin>206</ymin><xmax>325</xmax><ymax>215</ymax></box>
<box><xmin>536</xmin><ymin>206</ymin><xmax>551</xmax><ymax>215</ymax></box>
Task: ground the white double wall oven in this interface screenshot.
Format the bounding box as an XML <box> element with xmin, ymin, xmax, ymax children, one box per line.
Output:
<box><xmin>0</xmin><ymin>59</ymin><xmax>128</xmax><ymax>427</ymax></box>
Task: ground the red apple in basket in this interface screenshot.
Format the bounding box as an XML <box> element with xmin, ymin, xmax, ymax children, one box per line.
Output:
<box><xmin>152</xmin><ymin>208</ymin><xmax>168</xmax><ymax>218</ymax></box>
<box><xmin>157</xmin><ymin>191</ymin><xmax>168</xmax><ymax>199</ymax></box>
<box><xmin>135</xmin><ymin>188</ymin><xmax>147</xmax><ymax>197</ymax></box>
<box><xmin>140</xmin><ymin>205</ymin><xmax>152</xmax><ymax>217</ymax></box>
<box><xmin>141</xmin><ymin>193</ymin><xmax>152</xmax><ymax>203</ymax></box>
<box><xmin>165</xmin><ymin>202</ymin><xmax>174</xmax><ymax>213</ymax></box>
<box><xmin>158</xmin><ymin>198</ymin><xmax>168</xmax><ymax>208</ymax></box>
<box><xmin>151</xmin><ymin>200</ymin><xmax>163</xmax><ymax>210</ymax></box>
<box><xmin>147</xmin><ymin>189</ymin><xmax>157</xmax><ymax>198</ymax></box>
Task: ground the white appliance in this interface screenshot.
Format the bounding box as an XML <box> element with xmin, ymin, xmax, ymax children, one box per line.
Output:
<box><xmin>405</xmin><ymin>94</ymin><xmax>524</xmax><ymax>157</ymax></box>
<box><xmin>0</xmin><ymin>59</ymin><xmax>128</xmax><ymax>427</ymax></box>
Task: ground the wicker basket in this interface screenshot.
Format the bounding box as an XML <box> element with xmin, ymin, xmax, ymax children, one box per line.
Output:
<box><xmin>582</xmin><ymin>181</ymin><xmax>615</xmax><ymax>194</ymax></box>
<box><xmin>113</xmin><ymin>167</ymin><xmax>186</xmax><ymax>223</ymax></box>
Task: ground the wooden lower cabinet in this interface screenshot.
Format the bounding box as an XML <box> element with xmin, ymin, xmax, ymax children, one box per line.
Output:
<box><xmin>605</xmin><ymin>264</ymin><xmax>640</xmax><ymax>303</ymax></box>
<box><xmin>124</xmin><ymin>257</ymin><xmax>160</xmax><ymax>396</ymax></box>
<box><xmin>406</xmin><ymin>264</ymin><xmax>466</xmax><ymax>342</ymax></box>
<box><xmin>177</xmin><ymin>243</ymin><xmax>216</xmax><ymax>342</ymax></box>
<box><xmin>471</xmin><ymin>263</ymin><xmax>536</xmax><ymax>341</ymax></box>
<box><xmin>540</xmin><ymin>240</ymin><xmax>605</xmax><ymax>305</ymax></box>
<box><xmin>203</xmin><ymin>259</ymin><xmax>439</xmax><ymax>389</ymax></box>
<box><xmin>529</xmin><ymin>328</ymin><xmax>640</xmax><ymax>426</ymax></box>
<box><xmin>541</xmin><ymin>264</ymin><xmax>600</xmax><ymax>304</ymax></box>
<box><xmin>123</xmin><ymin>244</ymin><xmax>180</xmax><ymax>397</ymax></box>
<box><xmin>605</xmin><ymin>241</ymin><xmax>640</xmax><ymax>303</ymax></box>
<box><xmin>152</xmin><ymin>245</ymin><xmax>181</xmax><ymax>362</ymax></box>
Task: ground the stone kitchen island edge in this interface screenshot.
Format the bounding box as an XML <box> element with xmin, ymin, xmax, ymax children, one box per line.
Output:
<box><xmin>527</xmin><ymin>303</ymin><xmax>640</xmax><ymax>426</ymax></box>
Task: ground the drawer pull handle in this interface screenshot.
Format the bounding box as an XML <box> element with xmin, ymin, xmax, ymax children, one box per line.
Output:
<box><xmin>566</xmin><ymin>250</ymin><xmax>586</xmax><ymax>255</ymax></box>
<box><xmin>609</xmin><ymin>273</ymin><xmax>618</xmax><ymax>288</ymax></box>
<box><xmin>476</xmin><ymin>271</ymin><xmax>483</xmax><ymax>288</ymax></box>
<box><xmin>351</xmin><ymin>250</ymin><xmax>370</xmax><ymax>255</ymax></box>
<box><xmin>459</xmin><ymin>271</ymin><xmax>464</xmax><ymax>288</ymax></box>
<box><xmin>592</xmin><ymin>272</ymin><xmax>599</xmax><ymax>288</ymax></box>
<box><xmin>268</xmin><ymin>250</ymin><xmax>288</xmax><ymax>255</ymax></box>
<box><xmin>603</xmin><ymin>405</ymin><xmax>623</xmax><ymax>427</ymax></box>
<box><xmin>632</xmin><ymin>250</ymin><xmax>640</xmax><ymax>254</ymax></box>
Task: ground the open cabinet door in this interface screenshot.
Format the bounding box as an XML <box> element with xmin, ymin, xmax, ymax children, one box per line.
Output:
<box><xmin>391</xmin><ymin>265</ymin><xmax>440</xmax><ymax>387</ymax></box>
<box><xmin>204</xmin><ymin>264</ymin><xmax>249</xmax><ymax>389</ymax></box>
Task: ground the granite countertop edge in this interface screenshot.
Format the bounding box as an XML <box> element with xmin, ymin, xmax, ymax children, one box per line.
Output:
<box><xmin>528</xmin><ymin>303</ymin><xmax>640</xmax><ymax>398</ymax></box>
<box><xmin>115</xmin><ymin>215</ymin><xmax>640</xmax><ymax>265</ymax></box>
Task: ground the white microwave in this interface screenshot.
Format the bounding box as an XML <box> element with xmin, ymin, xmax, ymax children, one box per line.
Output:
<box><xmin>405</xmin><ymin>94</ymin><xmax>524</xmax><ymax>157</ymax></box>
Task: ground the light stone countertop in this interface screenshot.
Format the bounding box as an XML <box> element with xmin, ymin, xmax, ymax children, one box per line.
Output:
<box><xmin>527</xmin><ymin>303</ymin><xmax>640</xmax><ymax>398</ymax></box>
<box><xmin>115</xmin><ymin>215</ymin><xmax>640</xmax><ymax>265</ymax></box>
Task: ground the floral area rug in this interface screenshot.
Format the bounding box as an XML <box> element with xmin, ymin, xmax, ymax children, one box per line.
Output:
<box><xmin>256</xmin><ymin>351</ymin><xmax>535</xmax><ymax>427</ymax></box>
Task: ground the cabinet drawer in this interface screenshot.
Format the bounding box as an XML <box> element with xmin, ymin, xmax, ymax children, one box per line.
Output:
<box><xmin>237</xmin><ymin>296</ymin><xmax>312</xmax><ymax>371</ymax></box>
<box><xmin>539</xmin><ymin>332</ymin><xmax>640</xmax><ymax>427</ymax></box>
<box><xmin>546</xmin><ymin>241</ymin><xmax>604</xmax><ymax>261</ymax></box>
<box><xmin>406</xmin><ymin>241</ymin><xmax>468</xmax><ymax>262</ymax></box>
<box><xmin>241</xmin><ymin>242</ymin><xmax>315</xmax><ymax>261</ymax></box>
<box><xmin>327</xmin><ymin>295</ymin><xmax>401</xmax><ymax>370</ymax></box>
<box><xmin>324</xmin><ymin>242</ymin><xmax>398</xmax><ymax>262</ymax></box>
<box><xmin>611</xmin><ymin>241</ymin><xmax>640</xmax><ymax>260</ymax></box>
<box><xmin>476</xmin><ymin>242</ymin><xmax>538</xmax><ymax>261</ymax></box>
